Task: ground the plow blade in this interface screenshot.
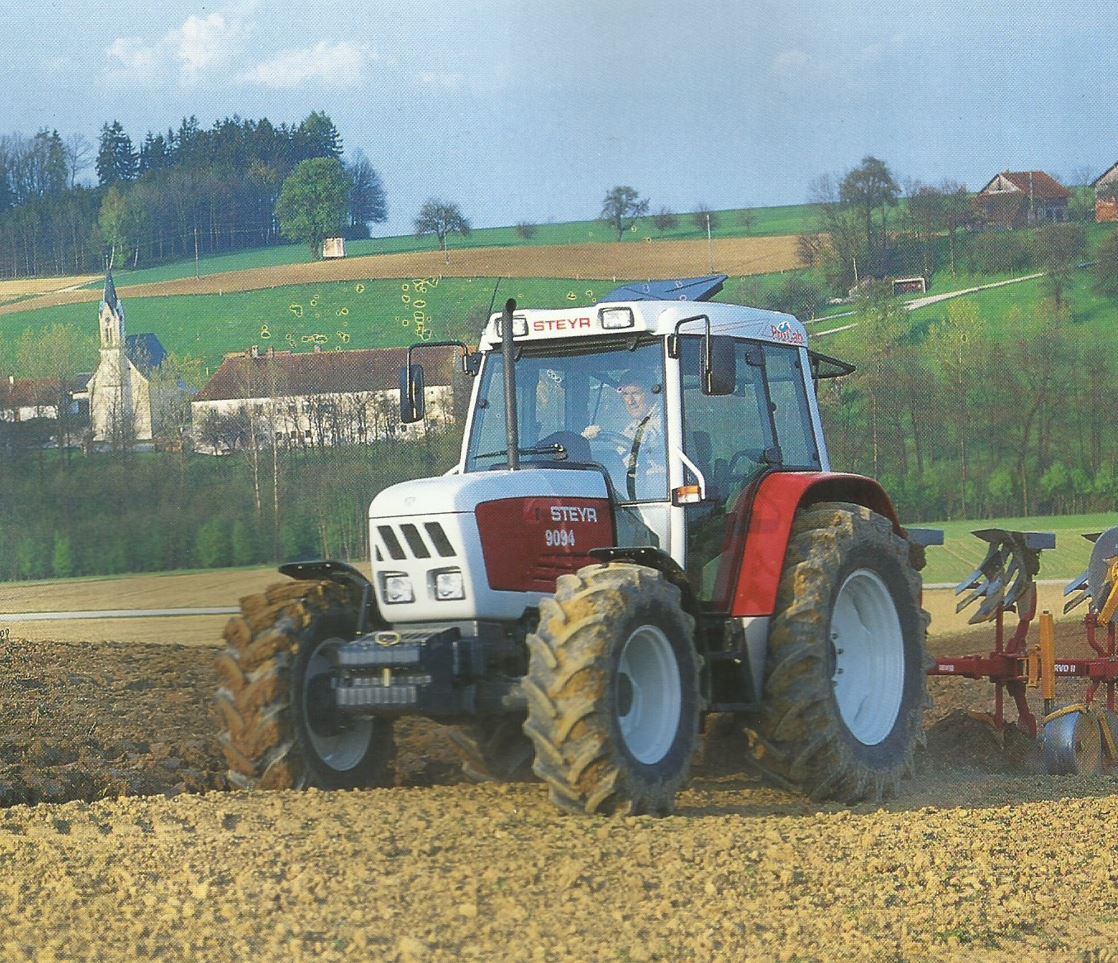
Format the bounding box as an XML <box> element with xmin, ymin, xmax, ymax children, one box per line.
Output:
<box><xmin>1063</xmin><ymin>527</ymin><xmax>1118</xmax><ymax>621</ymax></box>
<box><xmin>954</xmin><ymin>530</ymin><xmax>1054</xmax><ymax>625</ymax></box>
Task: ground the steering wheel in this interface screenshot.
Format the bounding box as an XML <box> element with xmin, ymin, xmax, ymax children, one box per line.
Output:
<box><xmin>585</xmin><ymin>431</ymin><xmax>633</xmax><ymax>493</ymax></box>
<box><xmin>585</xmin><ymin>429</ymin><xmax>633</xmax><ymax>450</ymax></box>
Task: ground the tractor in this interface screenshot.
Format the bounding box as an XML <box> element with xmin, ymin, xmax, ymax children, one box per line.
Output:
<box><xmin>215</xmin><ymin>275</ymin><xmax>936</xmax><ymax>815</ymax></box>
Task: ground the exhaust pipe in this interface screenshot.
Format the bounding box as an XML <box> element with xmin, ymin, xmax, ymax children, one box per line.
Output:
<box><xmin>500</xmin><ymin>298</ymin><xmax>519</xmax><ymax>470</ymax></box>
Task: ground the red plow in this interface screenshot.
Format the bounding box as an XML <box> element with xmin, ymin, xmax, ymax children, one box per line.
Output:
<box><xmin>929</xmin><ymin>527</ymin><xmax>1118</xmax><ymax>774</ymax></box>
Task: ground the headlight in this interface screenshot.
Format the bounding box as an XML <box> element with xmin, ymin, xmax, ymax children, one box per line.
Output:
<box><xmin>432</xmin><ymin>568</ymin><xmax>465</xmax><ymax>601</ymax></box>
<box><xmin>599</xmin><ymin>307</ymin><xmax>635</xmax><ymax>330</ymax></box>
<box><xmin>382</xmin><ymin>573</ymin><xmax>414</xmax><ymax>604</ymax></box>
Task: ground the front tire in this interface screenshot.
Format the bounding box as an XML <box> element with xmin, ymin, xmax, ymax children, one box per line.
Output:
<box><xmin>523</xmin><ymin>563</ymin><xmax>701</xmax><ymax>816</ymax></box>
<box><xmin>215</xmin><ymin>580</ymin><xmax>395</xmax><ymax>790</ymax></box>
<box><xmin>752</xmin><ymin>502</ymin><xmax>931</xmax><ymax>802</ymax></box>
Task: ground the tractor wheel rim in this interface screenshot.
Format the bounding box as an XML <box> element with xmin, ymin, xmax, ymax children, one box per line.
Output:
<box><xmin>831</xmin><ymin>569</ymin><xmax>905</xmax><ymax>746</ymax></box>
<box><xmin>304</xmin><ymin>639</ymin><xmax>373</xmax><ymax>771</ymax></box>
<box><xmin>617</xmin><ymin>625</ymin><xmax>682</xmax><ymax>765</ymax></box>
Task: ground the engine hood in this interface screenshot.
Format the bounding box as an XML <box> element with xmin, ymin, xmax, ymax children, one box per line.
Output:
<box><xmin>370</xmin><ymin>468</ymin><xmax>610</xmax><ymax>519</ymax></box>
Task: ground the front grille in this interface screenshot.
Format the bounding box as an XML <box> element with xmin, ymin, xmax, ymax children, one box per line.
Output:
<box><xmin>373</xmin><ymin>521</ymin><xmax>458</xmax><ymax>562</ymax></box>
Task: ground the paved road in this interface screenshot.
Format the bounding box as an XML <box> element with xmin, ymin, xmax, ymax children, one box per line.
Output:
<box><xmin>0</xmin><ymin>607</ymin><xmax>238</xmax><ymax>622</ymax></box>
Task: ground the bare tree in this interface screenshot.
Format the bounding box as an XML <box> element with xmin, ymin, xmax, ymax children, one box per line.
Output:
<box><xmin>414</xmin><ymin>198</ymin><xmax>471</xmax><ymax>263</ymax></box>
<box><xmin>599</xmin><ymin>186</ymin><xmax>649</xmax><ymax>241</ymax></box>
<box><xmin>64</xmin><ymin>134</ymin><xmax>94</xmax><ymax>188</ymax></box>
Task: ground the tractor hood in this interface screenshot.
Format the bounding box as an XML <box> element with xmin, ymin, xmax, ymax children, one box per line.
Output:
<box><xmin>371</xmin><ymin>467</ymin><xmax>609</xmax><ymax>518</ymax></box>
<box><xmin>368</xmin><ymin>468</ymin><xmax>613</xmax><ymax>623</ymax></box>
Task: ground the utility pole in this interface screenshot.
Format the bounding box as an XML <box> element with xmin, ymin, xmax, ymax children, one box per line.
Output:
<box><xmin>194</xmin><ymin>226</ymin><xmax>200</xmax><ymax>279</ymax></box>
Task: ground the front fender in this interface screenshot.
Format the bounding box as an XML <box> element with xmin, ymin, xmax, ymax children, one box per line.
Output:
<box><xmin>712</xmin><ymin>472</ymin><xmax>904</xmax><ymax>618</ymax></box>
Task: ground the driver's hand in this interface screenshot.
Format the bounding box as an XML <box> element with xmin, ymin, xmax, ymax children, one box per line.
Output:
<box><xmin>581</xmin><ymin>425</ymin><xmax>602</xmax><ymax>439</ymax></box>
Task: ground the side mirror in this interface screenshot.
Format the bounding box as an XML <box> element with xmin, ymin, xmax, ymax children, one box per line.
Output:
<box><xmin>701</xmin><ymin>335</ymin><xmax>736</xmax><ymax>396</ymax></box>
<box><xmin>399</xmin><ymin>364</ymin><xmax>426</xmax><ymax>423</ymax></box>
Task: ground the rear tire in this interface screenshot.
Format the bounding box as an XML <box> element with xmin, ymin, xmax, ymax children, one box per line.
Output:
<box><xmin>215</xmin><ymin>580</ymin><xmax>395</xmax><ymax>790</ymax></box>
<box><xmin>523</xmin><ymin>563</ymin><xmax>701</xmax><ymax>816</ymax></box>
<box><xmin>751</xmin><ymin>502</ymin><xmax>931</xmax><ymax>802</ymax></box>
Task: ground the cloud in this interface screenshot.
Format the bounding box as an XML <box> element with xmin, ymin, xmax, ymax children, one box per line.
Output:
<box><xmin>239</xmin><ymin>41</ymin><xmax>378</xmax><ymax>89</ymax></box>
<box><xmin>104</xmin><ymin>4</ymin><xmax>254</xmax><ymax>87</ymax></box>
<box><xmin>176</xmin><ymin>12</ymin><xmax>252</xmax><ymax>84</ymax></box>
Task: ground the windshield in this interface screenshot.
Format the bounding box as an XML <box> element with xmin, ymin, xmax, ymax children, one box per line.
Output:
<box><xmin>465</xmin><ymin>340</ymin><xmax>669</xmax><ymax>502</ymax></box>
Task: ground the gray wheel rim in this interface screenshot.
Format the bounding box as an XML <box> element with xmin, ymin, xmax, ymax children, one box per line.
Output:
<box><xmin>303</xmin><ymin>638</ymin><xmax>373</xmax><ymax>771</ymax></box>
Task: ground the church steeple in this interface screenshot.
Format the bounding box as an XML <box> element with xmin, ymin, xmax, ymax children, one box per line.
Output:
<box><xmin>99</xmin><ymin>271</ymin><xmax>125</xmax><ymax>349</ymax></box>
<box><xmin>103</xmin><ymin>271</ymin><xmax>119</xmax><ymax>313</ymax></box>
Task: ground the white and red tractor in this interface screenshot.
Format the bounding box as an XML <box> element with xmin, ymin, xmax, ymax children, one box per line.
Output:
<box><xmin>216</xmin><ymin>277</ymin><xmax>937</xmax><ymax>815</ymax></box>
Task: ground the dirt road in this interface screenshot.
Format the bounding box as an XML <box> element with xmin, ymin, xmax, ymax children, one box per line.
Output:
<box><xmin>3</xmin><ymin>618</ymin><xmax>1118</xmax><ymax>961</ymax></box>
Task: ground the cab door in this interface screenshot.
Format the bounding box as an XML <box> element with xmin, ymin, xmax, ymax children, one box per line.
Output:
<box><xmin>677</xmin><ymin>337</ymin><xmax>822</xmax><ymax>608</ymax></box>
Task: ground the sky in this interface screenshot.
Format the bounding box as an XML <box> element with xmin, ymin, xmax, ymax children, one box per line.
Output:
<box><xmin>2</xmin><ymin>0</ymin><xmax>1114</xmax><ymax>236</ymax></box>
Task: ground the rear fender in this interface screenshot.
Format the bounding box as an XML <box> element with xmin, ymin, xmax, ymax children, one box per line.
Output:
<box><xmin>717</xmin><ymin>472</ymin><xmax>903</xmax><ymax>618</ymax></box>
<box><xmin>278</xmin><ymin>559</ymin><xmax>382</xmax><ymax>635</ymax></box>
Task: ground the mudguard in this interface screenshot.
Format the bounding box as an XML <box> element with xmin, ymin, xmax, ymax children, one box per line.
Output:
<box><xmin>713</xmin><ymin>471</ymin><xmax>904</xmax><ymax>618</ymax></box>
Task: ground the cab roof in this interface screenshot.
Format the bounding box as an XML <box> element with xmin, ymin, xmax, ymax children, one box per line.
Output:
<box><xmin>479</xmin><ymin>299</ymin><xmax>808</xmax><ymax>351</ymax></box>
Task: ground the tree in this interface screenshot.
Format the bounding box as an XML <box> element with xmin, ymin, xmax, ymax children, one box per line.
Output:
<box><xmin>839</xmin><ymin>156</ymin><xmax>900</xmax><ymax>269</ymax></box>
<box><xmin>692</xmin><ymin>205</ymin><xmax>719</xmax><ymax>233</ymax></box>
<box><xmin>413</xmin><ymin>198</ymin><xmax>471</xmax><ymax>262</ymax></box>
<box><xmin>1037</xmin><ymin>222</ymin><xmax>1087</xmax><ymax>308</ymax></box>
<box><xmin>514</xmin><ymin>221</ymin><xmax>538</xmax><ymax>241</ymax></box>
<box><xmin>96</xmin><ymin>121</ymin><xmax>137</xmax><ymax>186</ymax></box>
<box><xmin>294</xmin><ymin>111</ymin><xmax>343</xmax><ymax>161</ymax></box>
<box><xmin>599</xmin><ymin>186</ymin><xmax>648</xmax><ymax>241</ymax></box>
<box><xmin>276</xmin><ymin>157</ymin><xmax>351</xmax><ymax>258</ymax></box>
<box><xmin>63</xmin><ymin>133</ymin><xmax>93</xmax><ymax>187</ymax></box>
<box><xmin>737</xmin><ymin>208</ymin><xmax>757</xmax><ymax>232</ymax></box>
<box><xmin>1093</xmin><ymin>230</ymin><xmax>1118</xmax><ymax>299</ymax></box>
<box><xmin>651</xmin><ymin>208</ymin><xmax>678</xmax><ymax>234</ymax></box>
<box><xmin>15</xmin><ymin>323</ymin><xmax>95</xmax><ymax>456</ymax></box>
<box><xmin>346</xmin><ymin>149</ymin><xmax>387</xmax><ymax>238</ymax></box>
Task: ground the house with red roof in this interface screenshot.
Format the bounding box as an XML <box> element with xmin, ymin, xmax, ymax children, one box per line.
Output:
<box><xmin>191</xmin><ymin>345</ymin><xmax>458</xmax><ymax>454</ymax></box>
<box><xmin>974</xmin><ymin>170</ymin><xmax>1071</xmax><ymax>229</ymax></box>
<box><xmin>1092</xmin><ymin>161</ymin><xmax>1118</xmax><ymax>223</ymax></box>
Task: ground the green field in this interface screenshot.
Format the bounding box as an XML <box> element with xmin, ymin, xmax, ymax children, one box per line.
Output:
<box><xmin>89</xmin><ymin>203</ymin><xmax>823</xmax><ymax>290</ymax></box>
<box><xmin>0</xmin><ymin>276</ymin><xmax>623</xmax><ymax>371</ymax></box>
<box><xmin>917</xmin><ymin>512</ymin><xmax>1116</xmax><ymax>584</ymax></box>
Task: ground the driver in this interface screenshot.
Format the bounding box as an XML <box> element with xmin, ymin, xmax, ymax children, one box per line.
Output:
<box><xmin>582</xmin><ymin>370</ymin><xmax>666</xmax><ymax>499</ymax></box>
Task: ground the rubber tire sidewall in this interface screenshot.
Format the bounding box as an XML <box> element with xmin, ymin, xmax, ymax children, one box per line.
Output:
<box><xmin>289</xmin><ymin>601</ymin><xmax>392</xmax><ymax>790</ymax></box>
<box><xmin>822</xmin><ymin>540</ymin><xmax>925</xmax><ymax>769</ymax></box>
<box><xmin>605</xmin><ymin>596</ymin><xmax>700</xmax><ymax>792</ymax></box>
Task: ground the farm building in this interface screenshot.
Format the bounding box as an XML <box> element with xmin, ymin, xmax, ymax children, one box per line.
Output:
<box><xmin>1092</xmin><ymin>162</ymin><xmax>1118</xmax><ymax>223</ymax></box>
<box><xmin>974</xmin><ymin>170</ymin><xmax>1070</xmax><ymax>228</ymax></box>
<box><xmin>191</xmin><ymin>345</ymin><xmax>458</xmax><ymax>454</ymax></box>
<box><xmin>86</xmin><ymin>274</ymin><xmax>175</xmax><ymax>445</ymax></box>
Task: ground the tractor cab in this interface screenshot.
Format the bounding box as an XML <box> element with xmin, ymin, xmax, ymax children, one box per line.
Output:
<box><xmin>394</xmin><ymin>284</ymin><xmax>846</xmax><ymax>612</ymax></box>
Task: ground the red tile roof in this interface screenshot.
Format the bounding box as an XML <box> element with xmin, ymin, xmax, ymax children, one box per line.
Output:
<box><xmin>978</xmin><ymin>170</ymin><xmax>1070</xmax><ymax>201</ymax></box>
<box><xmin>1</xmin><ymin>377</ymin><xmax>57</xmax><ymax>409</ymax></box>
<box><xmin>195</xmin><ymin>347</ymin><xmax>458</xmax><ymax>402</ymax></box>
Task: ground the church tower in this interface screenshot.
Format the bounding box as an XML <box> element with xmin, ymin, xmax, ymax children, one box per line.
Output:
<box><xmin>91</xmin><ymin>272</ymin><xmax>133</xmax><ymax>442</ymax></box>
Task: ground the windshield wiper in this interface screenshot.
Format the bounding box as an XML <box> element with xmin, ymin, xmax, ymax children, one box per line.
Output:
<box><xmin>475</xmin><ymin>443</ymin><xmax>568</xmax><ymax>462</ymax></box>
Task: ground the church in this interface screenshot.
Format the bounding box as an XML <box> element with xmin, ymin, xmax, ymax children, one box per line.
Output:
<box><xmin>86</xmin><ymin>273</ymin><xmax>169</xmax><ymax>445</ymax></box>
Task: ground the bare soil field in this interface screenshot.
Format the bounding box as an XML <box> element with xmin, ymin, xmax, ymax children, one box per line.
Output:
<box><xmin>0</xmin><ymin>274</ymin><xmax>99</xmax><ymax>305</ymax></box>
<box><xmin>0</xmin><ymin>236</ymin><xmax>801</xmax><ymax>316</ymax></box>
<box><xmin>3</xmin><ymin>585</ymin><xmax>1118</xmax><ymax>959</ymax></box>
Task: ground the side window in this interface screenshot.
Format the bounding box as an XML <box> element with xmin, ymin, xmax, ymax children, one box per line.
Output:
<box><xmin>764</xmin><ymin>346</ymin><xmax>821</xmax><ymax>469</ymax></box>
<box><xmin>681</xmin><ymin>337</ymin><xmax>776</xmax><ymax>602</ymax></box>
<box><xmin>681</xmin><ymin>337</ymin><xmax>775</xmax><ymax>499</ymax></box>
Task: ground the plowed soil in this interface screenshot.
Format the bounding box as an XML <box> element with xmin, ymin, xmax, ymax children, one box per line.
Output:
<box><xmin>3</xmin><ymin>620</ymin><xmax>1118</xmax><ymax>961</ymax></box>
<box><xmin>0</xmin><ymin>236</ymin><xmax>801</xmax><ymax>316</ymax></box>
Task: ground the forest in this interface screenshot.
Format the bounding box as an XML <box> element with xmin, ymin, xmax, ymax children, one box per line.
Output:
<box><xmin>0</xmin><ymin>112</ymin><xmax>385</xmax><ymax>278</ymax></box>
